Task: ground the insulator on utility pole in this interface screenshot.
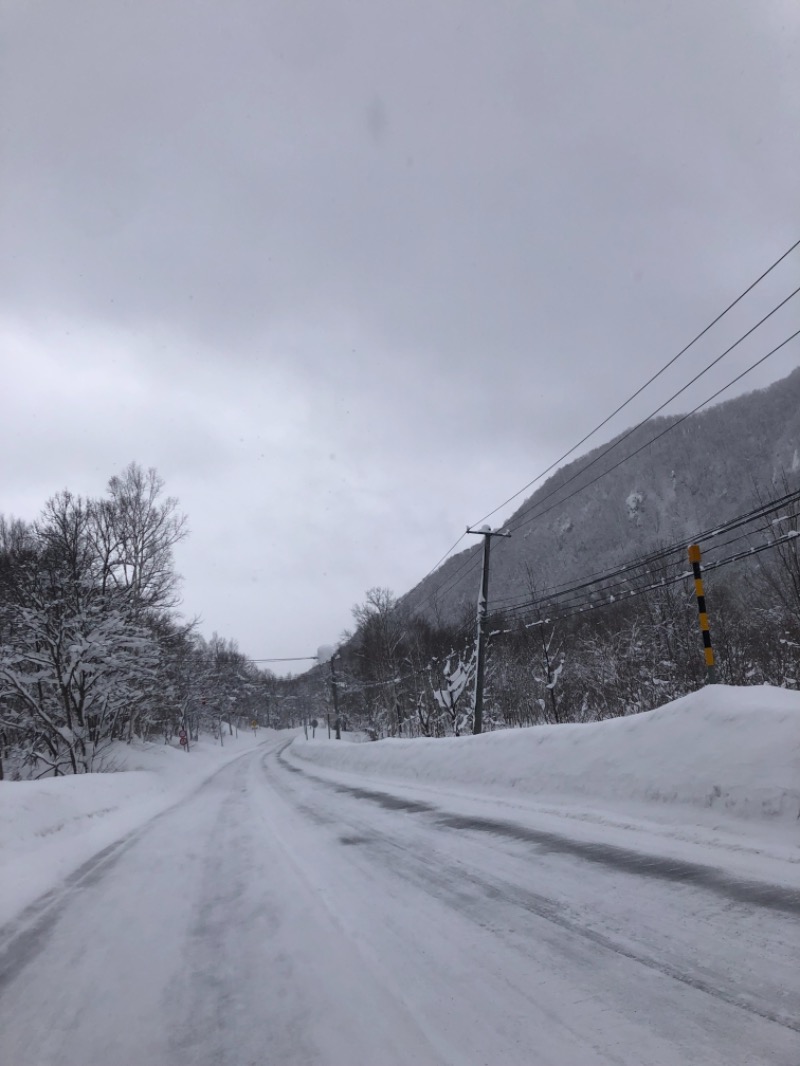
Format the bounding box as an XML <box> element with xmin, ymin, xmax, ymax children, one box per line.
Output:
<box><xmin>688</xmin><ymin>543</ymin><xmax>717</xmax><ymax>684</ymax></box>
<box><xmin>466</xmin><ymin>525</ymin><xmax>511</xmax><ymax>734</ymax></box>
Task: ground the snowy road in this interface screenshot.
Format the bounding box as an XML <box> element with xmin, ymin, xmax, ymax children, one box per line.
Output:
<box><xmin>1</xmin><ymin>736</ymin><xmax>798</xmax><ymax>1065</ymax></box>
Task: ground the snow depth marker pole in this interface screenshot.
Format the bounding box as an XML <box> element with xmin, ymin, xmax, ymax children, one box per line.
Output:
<box><xmin>688</xmin><ymin>543</ymin><xmax>717</xmax><ymax>684</ymax></box>
<box><xmin>466</xmin><ymin>525</ymin><xmax>511</xmax><ymax>734</ymax></box>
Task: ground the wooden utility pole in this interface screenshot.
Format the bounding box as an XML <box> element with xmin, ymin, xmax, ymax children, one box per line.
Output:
<box><xmin>330</xmin><ymin>655</ymin><xmax>342</xmax><ymax>739</ymax></box>
<box><xmin>317</xmin><ymin>645</ymin><xmax>342</xmax><ymax>740</ymax></box>
<box><xmin>467</xmin><ymin>525</ymin><xmax>511</xmax><ymax>734</ymax></box>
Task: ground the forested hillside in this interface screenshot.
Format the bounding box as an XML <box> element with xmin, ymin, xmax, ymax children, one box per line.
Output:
<box><xmin>403</xmin><ymin>367</ymin><xmax>800</xmax><ymax>625</ymax></box>
<box><xmin>293</xmin><ymin>370</ymin><xmax>800</xmax><ymax>739</ymax></box>
<box><xmin>4</xmin><ymin>371</ymin><xmax>800</xmax><ymax>768</ymax></box>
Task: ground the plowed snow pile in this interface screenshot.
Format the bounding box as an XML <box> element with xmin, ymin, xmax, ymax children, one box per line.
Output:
<box><xmin>291</xmin><ymin>685</ymin><xmax>800</xmax><ymax>826</ymax></box>
<box><xmin>0</xmin><ymin>731</ymin><xmax>272</xmax><ymax>925</ymax></box>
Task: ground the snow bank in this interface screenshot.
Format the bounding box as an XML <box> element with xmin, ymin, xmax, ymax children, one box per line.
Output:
<box><xmin>290</xmin><ymin>686</ymin><xmax>800</xmax><ymax>826</ymax></box>
<box><xmin>0</xmin><ymin>731</ymin><xmax>276</xmax><ymax>927</ymax></box>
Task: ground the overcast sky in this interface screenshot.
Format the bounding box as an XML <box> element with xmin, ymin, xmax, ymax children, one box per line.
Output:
<box><xmin>2</xmin><ymin>0</ymin><xmax>799</xmax><ymax>667</ymax></box>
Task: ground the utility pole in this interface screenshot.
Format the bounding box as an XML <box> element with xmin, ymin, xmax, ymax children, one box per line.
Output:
<box><xmin>330</xmin><ymin>655</ymin><xmax>342</xmax><ymax>739</ymax></box>
<box><xmin>467</xmin><ymin>525</ymin><xmax>511</xmax><ymax>734</ymax></box>
<box><xmin>317</xmin><ymin>644</ymin><xmax>342</xmax><ymax>739</ymax></box>
<box><xmin>688</xmin><ymin>543</ymin><xmax>717</xmax><ymax>684</ymax></box>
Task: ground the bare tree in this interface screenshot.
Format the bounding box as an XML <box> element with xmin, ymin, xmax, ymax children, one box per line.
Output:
<box><xmin>90</xmin><ymin>463</ymin><xmax>188</xmax><ymax>613</ymax></box>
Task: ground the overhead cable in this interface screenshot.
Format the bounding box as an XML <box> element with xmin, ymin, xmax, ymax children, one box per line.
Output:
<box><xmin>470</xmin><ymin>236</ymin><xmax>800</xmax><ymax>529</ymax></box>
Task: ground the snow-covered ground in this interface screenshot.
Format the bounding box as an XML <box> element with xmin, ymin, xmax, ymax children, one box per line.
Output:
<box><xmin>0</xmin><ymin>729</ymin><xmax>276</xmax><ymax>927</ymax></box>
<box><xmin>294</xmin><ymin>685</ymin><xmax>800</xmax><ymax>826</ymax></box>
<box><xmin>0</xmin><ymin>689</ymin><xmax>798</xmax><ymax>1065</ymax></box>
<box><xmin>289</xmin><ymin>684</ymin><xmax>800</xmax><ymax>878</ymax></box>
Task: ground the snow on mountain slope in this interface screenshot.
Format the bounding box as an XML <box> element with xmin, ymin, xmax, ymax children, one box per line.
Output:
<box><xmin>401</xmin><ymin>367</ymin><xmax>800</xmax><ymax>623</ymax></box>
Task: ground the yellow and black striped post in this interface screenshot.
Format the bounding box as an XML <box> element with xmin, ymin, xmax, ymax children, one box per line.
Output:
<box><xmin>688</xmin><ymin>543</ymin><xmax>717</xmax><ymax>684</ymax></box>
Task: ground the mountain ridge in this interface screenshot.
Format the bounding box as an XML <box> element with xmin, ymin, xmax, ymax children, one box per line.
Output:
<box><xmin>400</xmin><ymin>366</ymin><xmax>800</xmax><ymax>625</ymax></box>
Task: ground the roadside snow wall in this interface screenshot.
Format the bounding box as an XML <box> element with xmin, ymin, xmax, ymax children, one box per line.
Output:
<box><xmin>289</xmin><ymin>685</ymin><xmax>800</xmax><ymax>825</ymax></box>
<box><xmin>0</xmin><ymin>732</ymin><xmax>272</xmax><ymax>927</ymax></box>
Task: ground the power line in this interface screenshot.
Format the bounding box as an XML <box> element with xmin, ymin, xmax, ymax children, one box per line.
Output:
<box><xmin>247</xmin><ymin>656</ymin><xmax>318</xmax><ymax>663</ymax></box>
<box><xmin>509</xmin><ymin>525</ymin><xmax>799</xmax><ymax>624</ymax></box>
<box><xmin>485</xmin><ymin>529</ymin><xmax>800</xmax><ymax>632</ymax></box>
<box><xmin>405</xmin><ymin>247</ymin><xmax>800</xmax><ymax>625</ymax></box>
<box><xmin>0</xmin><ymin>647</ymin><xmax>312</xmax><ymax>673</ymax></box>
<box><xmin>411</xmin><ymin>549</ymin><xmax>483</xmax><ymax>613</ymax></box>
<box><xmin>390</xmin><ymin>540</ymin><xmax>484</xmax><ymax>649</ymax></box>
<box><xmin>470</xmin><ymin>236</ymin><xmax>800</xmax><ymax>529</ymax></box>
<box><xmin>352</xmin><ymin>241</ymin><xmax>800</xmax><ymax>658</ymax></box>
<box><xmin>302</xmin><ymin>524</ymin><xmax>800</xmax><ymax>696</ymax></box>
<box><xmin>413</xmin><ymin>324</ymin><xmax>800</xmax><ymax>616</ymax></box>
<box><xmin>485</xmin><ymin>486</ymin><xmax>800</xmax><ymax>613</ymax></box>
<box><xmin>290</xmin><ymin>493</ymin><xmax>800</xmax><ymax>697</ymax></box>
<box><xmin>504</xmin><ymin>294</ymin><xmax>800</xmax><ymax>538</ymax></box>
<box><xmin>485</xmin><ymin>487</ymin><xmax>800</xmax><ymax>619</ymax></box>
<box><xmin>419</xmin><ymin>532</ymin><xmax>471</xmax><ymax>584</ymax></box>
<box><xmin>501</xmin><ymin>504</ymin><xmax>798</xmax><ymax>620</ymax></box>
<box><xmin>506</xmin><ymin>324</ymin><xmax>800</xmax><ymax>539</ymax></box>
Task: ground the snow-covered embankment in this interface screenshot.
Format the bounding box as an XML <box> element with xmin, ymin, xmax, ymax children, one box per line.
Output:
<box><xmin>0</xmin><ymin>731</ymin><xmax>273</xmax><ymax>927</ymax></box>
<box><xmin>289</xmin><ymin>685</ymin><xmax>800</xmax><ymax>827</ymax></box>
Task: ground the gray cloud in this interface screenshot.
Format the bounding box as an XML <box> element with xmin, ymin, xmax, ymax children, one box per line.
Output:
<box><xmin>2</xmin><ymin>0</ymin><xmax>799</xmax><ymax>660</ymax></box>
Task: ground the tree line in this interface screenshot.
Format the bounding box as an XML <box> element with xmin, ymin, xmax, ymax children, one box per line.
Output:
<box><xmin>293</xmin><ymin>490</ymin><xmax>800</xmax><ymax>739</ymax></box>
<box><xmin>0</xmin><ymin>464</ymin><xmax>291</xmax><ymax>779</ymax></box>
<box><xmin>4</xmin><ymin>464</ymin><xmax>798</xmax><ymax>773</ymax></box>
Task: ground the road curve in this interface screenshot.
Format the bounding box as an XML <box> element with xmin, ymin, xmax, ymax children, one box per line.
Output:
<box><xmin>0</xmin><ymin>737</ymin><xmax>797</xmax><ymax>1065</ymax></box>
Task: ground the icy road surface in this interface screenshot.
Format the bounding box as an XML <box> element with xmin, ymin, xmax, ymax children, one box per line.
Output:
<box><xmin>1</xmin><ymin>736</ymin><xmax>797</xmax><ymax>1066</ymax></box>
